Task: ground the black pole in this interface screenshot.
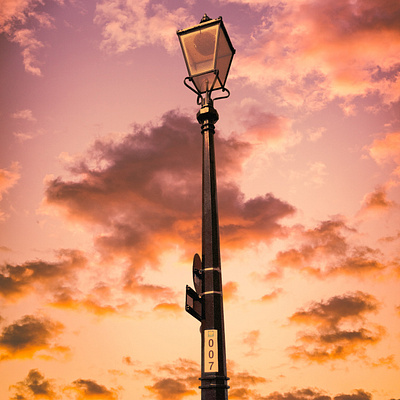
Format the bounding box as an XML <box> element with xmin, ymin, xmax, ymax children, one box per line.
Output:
<box><xmin>196</xmin><ymin>92</ymin><xmax>229</xmax><ymax>400</ymax></box>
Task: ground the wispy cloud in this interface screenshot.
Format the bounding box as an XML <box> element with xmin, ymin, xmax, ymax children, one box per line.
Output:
<box><xmin>94</xmin><ymin>0</ymin><xmax>195</xmax><ymax>54</ymax></box>
<box><xmin>11</xmin><ymin>108</ymin><xmax>36</xmax><ymax>121</ymax></box>
<box><xmin>0</xmin><ymin>0</ymin><xmax>57</xmax><ymax>76</ymax></box>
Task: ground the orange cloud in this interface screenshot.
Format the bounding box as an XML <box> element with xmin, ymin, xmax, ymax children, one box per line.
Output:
<box><xmin>260</xmin><ymin>288</ymin><xmax>283</xmax><ymax>302</ymax></box>
<box><xmin>288</xmin><ymin>292</ymin><xmax>385</xmax><ymax>363</ymax></box>
<box><xmin>260</xmin><ymin>388</ymin><xmax>373</xmax><ymax>400</ymax></box>
<box><xmin>242</xmin><ymin>330</ymin><xmax>261</xmax><ymax>357</ymax></box>
<box><xmin>271</xmin><ymin>218</ymin><xmax>386</xmax><ymax>278</ymax></box>
<box><xmin>145</xmin><ymin>378</ymin><xmax>196</xmax><ymax>400</ymax></box>
<box><xmin>223</xmin><ymin>281</ymin><xmax>239</xmax><ymax>302</ymax></box>
<box><xmin>10</xmin><ymin>369</ymin><xmax>57</xmax><ymax>400</ymax></box>
<box><xmin>67</xmin><ymin>379</ymin><xmax>118</xmax><ymax>400</ymax></box>
<box><xmin>359</xmin><ymin>186</ymin><xmax>396</xmax><ymax>215</ymax></box>
<box><xmin>0</xmin><ymin>162</ymin><xmax>20</xmax><ymax>198</ymax></box>
<box><xmin>238</xmin><ymin>101</ymin><xmax>298</xmax><ymax>152</ymax></box>
<box><xmin>227</xmin><ymin>365</ymin><xmax>267</xmax><ymax>399</ymax></box>
<box><xmin>368</xmin><ymin>132</ymin><xmax>400</xmax><ymax>177</ymax></box>
<box><xmin>153</xmin><ymin>302</ymin><xmax>182</xmax><ymax>316</ymax></box>
<box><xmin>234</xmin><ymin>0</ymin><xmax>400</xmax><ymax>109</ymax></box>
<box><xmin>0</xmin><ymin>249</ymin><xmax>87</xmax><ymax>301</ymax></box>
<box><xmin>0</xmin><ymin>314</ymin><xmax>69</xmax><ymax>360</ymax></box>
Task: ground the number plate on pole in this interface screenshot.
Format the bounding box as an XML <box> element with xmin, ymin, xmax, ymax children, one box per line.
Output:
<box><xmin>204</xmin><ymin>330</ymin><xmax>218</xmax><ymax>373</ymax></box>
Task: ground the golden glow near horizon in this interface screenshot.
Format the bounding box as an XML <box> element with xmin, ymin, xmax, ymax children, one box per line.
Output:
<box><xmin>1</xmin><ymin>1</ymin><xmax>400</xmax><ymax>400</ymax></box>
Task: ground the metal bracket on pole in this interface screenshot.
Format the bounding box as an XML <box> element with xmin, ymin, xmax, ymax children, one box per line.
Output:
<box><xmin>186</xmin><ymin>285</ymin><xmax>203</xmax><ymax>321</ymax></box>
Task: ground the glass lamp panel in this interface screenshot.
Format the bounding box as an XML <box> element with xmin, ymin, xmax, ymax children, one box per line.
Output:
<box><xmin>180</xmin><ymin>24</ymin><xmax>218</xmax><ymax>78</ymax></box>
<box><xmin>215</xmin><ymin>27</ymin><xmax>234</xmax><ymax>87</ymax></box>
<box><xmin>192</xmin><ymin>72</ymin><xmax>218</xmax><ymax>93</ymax></box>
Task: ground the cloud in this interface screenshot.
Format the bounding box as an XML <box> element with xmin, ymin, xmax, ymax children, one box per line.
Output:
<box><xmin>68</xmin><ymin>379</ymin><xmax>118</xmax><ymax>400</ymax></box>
<box><xmin>94</xmin><ymin>0</ymin><xmax>195</xmax><ymax>54</ymax></box>
<box><xmin>43</xmin><ymin>111</ymin><xmax>295</xmax><ymax>293</ymax></box>
<box><xmin>143</xmin><ymin>358</ymin><xmax>199</xmax><ymax>400</ymax></box>
<box><xmin>368</xmin><ymin>132</ymin><xmax>400</xmax><ymax>180</ymax></box>
<box><xmin>146</xmin><ymin>378</ymin><xmax>196</xmax><ymax>400</ymax></box>
<box><xmin>10</xmin><ymin>369</ymin><xmax>57</xmax><ymax>400</ymax></box>
<box><xmin>228</xmin><ymin>365</ymin><xmax>267</xmax><ymax>399</ymax></box>
<box><xmin>260</xmin><ymin>288</ymin><xmax>283</xmax><ymax>302</ymax></box>
<box><xmin>0</xmin><ymin>0</ymin><xmax>57</xmax><ymax>76</ymax></box>
<box><xmin>359</xmin><ymin>186</ymin><xmax>396</xmax><ymax>213</ymax></box>
<box><xmin>334</xmin><ymin>390</ymin><xmax>372</xmax><ymax>400</ymax></box>
<box><xmin>0</xmin><ymin>249</ymin><xmax>87</xmax><ymax>301</ymax></box>
<box><xmin>142</xmin><ymin>358</ymin><xmax>267</xmax><ymax>400</ymax></box>
<box><xmin>234</xmin><ymin>0</ymin><xmax>400</xmax><ymax>109</ymax></box>
<box><xmin>237</xmin><ymin>100</ymin><xmax>300</xmax><ymax>152</ymax></box>
<box><xmin>49</xmin><ymin>285</ymin><xmax>128</xmax><ymax>316</ymax></box>
<box><xmin>260</xmin><ymin>388</ymin><xmax>373</xmax><ymax>400</ymax></box>
<box><xmin>242</xmin><ymin>329</ymin><xmax>261</xmax><ymax>356</ymax></box>
<box><xmin>288</xmin><ymin>291</ymin><xmax>385</xmax><ymax>363</ymax></box>
<box><xmin>260</xmin><ymin>388</ymin><xmax>331</xmax><ymax>400</ymax></box>
<box><xmin>223</xmin><ymin>281</ymin><xmax>239</xmax><ymax>302</ymax></box>
<box><xmin>153</xmin><ymin>302</ymin><xmax>182</xmax><ymax>317</ymax></box>
<box><xmin>0</xmin><ymin>162</ymin><xmax>20</xmax><ymax>211</ymax></box>
<box><xmin>0</xmin><ymin>314</ymin><xmax>68</xmax><ymax>360</ymax></box>
<box><xmin>289</xmin><ymin>162</ymin><xmax>328</xmax><ymax>187</ymax></box>
<box><xmin>11</xmin><ymin>108</ymin><xmax>36</xmax><ymax>121</ymax></box>
<box><xmin>271</xmin><ymin>217</ymin><xmax>386</xmax><ymax>278</ymax></box>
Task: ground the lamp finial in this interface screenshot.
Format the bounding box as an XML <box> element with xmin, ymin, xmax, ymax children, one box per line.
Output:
<box><xmin>200</xmin><ymin>14</ymin><xmax>211</xmax><ymax>23</ymax></box>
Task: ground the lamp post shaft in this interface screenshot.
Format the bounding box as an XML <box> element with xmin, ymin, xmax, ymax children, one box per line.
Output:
<box><xmin>197</xmin><ymin>96</ymin><xmax>229</xmax><ymax>400</ymax></box>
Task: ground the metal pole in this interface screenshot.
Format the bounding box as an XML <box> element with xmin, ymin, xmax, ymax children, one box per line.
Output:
<box><xmin>197</xmin><ymin>92</ymin><xmax>229</xmax><ymax>400</ymax></box>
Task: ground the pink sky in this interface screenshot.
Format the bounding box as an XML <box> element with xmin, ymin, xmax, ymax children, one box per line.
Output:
<box><xmin>1</xmin><ymin>1</ymin><xmax>400</xmax><ymax>399</ymax></box>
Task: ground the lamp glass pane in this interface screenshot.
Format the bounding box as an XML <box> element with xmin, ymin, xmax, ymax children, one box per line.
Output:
<box><xmin>192</xmin><ymin>72</ymin><xmax>218</xmax><ymax>93</ymax></box>
<box><xmin>180</xmin><ymin>25</ymin><xmax>218</xmax><ymax>77</ymax></box>
<box><xmin>215</xmin><ymin>27</ymin><xmax>233</xmax><ymax>87</ymax></box>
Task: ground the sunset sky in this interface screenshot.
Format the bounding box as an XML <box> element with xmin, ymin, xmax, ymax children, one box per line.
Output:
<box><xmin>1</xmin><ymin>1</ymin><xmax>400</xmax><ymax>399</ymax></box>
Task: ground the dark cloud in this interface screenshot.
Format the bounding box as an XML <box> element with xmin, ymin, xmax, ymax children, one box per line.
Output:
<box><xmin>0</xmin><ymin>314</ymin><xmax>68</xmax><ymax>360</ymax></box>
<box><xmin>260</xmin><ymin>388</ymin><xmax>375</xmax><ymax>400</ymax></box>
<box><xmin>43</xmin><ymin>111</ymin><xmax>295</xmax><ymax>294</ymax></box>
<box><xmin>0</xmin><ymin>249</ymin><xmax>86</xmax><ymax>301</ymax></box>
<box><xmin>143</xmin><ymin>358</ymin><xmax>199</xmax><ymax>400</ymax></box>
<box><xmin>261</xmin><ymin>388</ymin><xmax>331</xmax><ymax>400</ymax></box>
<box><xmin>69</xmin><ymin>379</ymin><xmax>118</xmax><ymax>399</ymax></box>
<box><xmin>271</xmin><ymin>218</ymin><xmax>386</xmax><ymax>278</ymax></box>
<box><xmin>10</xmin><ymin>369</ymin><xmax>56</xmax><ymax>400</ymax></box>
<box><xmin>145</xmin><ymin>378</ymin><xmax>196</xmax><ymax>400</ymax></box>
<box><xmin>334</xmin><ymin>390</ymin><xmax>372</xmax><ymax>400</ymax></box>
<box><xmin>288</xmin><ymin>292</ymin><xmax>385</xmax><ymax>363</ymax></box>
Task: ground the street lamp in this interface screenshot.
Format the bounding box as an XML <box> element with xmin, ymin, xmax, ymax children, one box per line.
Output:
<box><xmin>177</xmin><ymin>14</ymin><xmax>235</xmax><ymax>400</ymax></box>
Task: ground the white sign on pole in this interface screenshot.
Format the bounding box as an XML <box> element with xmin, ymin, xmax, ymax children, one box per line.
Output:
<box><xmin>204</xmin><ymin>329</ymin><xmax>218</xmax><ymax>373</ymax></box>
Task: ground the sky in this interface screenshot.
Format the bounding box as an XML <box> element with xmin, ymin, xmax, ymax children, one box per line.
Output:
<box><xmin>0</xmin><ymin>0</ymin><xmax>400</xmax><ymax>399</ymax></box>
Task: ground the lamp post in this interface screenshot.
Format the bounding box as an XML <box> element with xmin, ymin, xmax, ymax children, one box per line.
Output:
<box><xmin>177</xmin><ymin>14</ymin><xmax>235</xmax><ymax>400</ymax></box>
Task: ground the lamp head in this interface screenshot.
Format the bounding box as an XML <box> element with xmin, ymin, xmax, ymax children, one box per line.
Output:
<box><xmin>177</xmin><ymin>15</ymin><xmax>235</xmax><ymax>97</ymax></box>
